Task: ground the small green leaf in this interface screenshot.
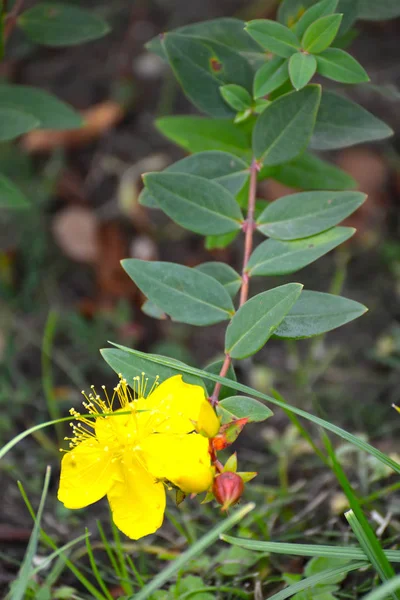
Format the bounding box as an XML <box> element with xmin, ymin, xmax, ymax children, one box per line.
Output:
<box><xmin>247</xmin><ymin>227</ymin><xmax>355</xmax><ymax>276</ymax></box>
<box><xmin>0</xmin><ymin>174</ymin><xmax>30</xmax><ymax>208</ymax></box>
<box><xmin>122</xmin><ymin>259</ymin><xmax>234</xmax><ymax>326</ymax></box>
<box><xmin>18</xmin><ymin>3</ymin><xmax>110</xmax><ymax>46</ymax></box>
<box><xmin>156</xmin><ymin>116</ymin><xmax>252</xmax><ymax>160</ymax></box>
<box><xmin>162</xmin><ymin>33</ymin><xmax>253</xmax><ymax>118</ymax></box>
<box><xmin>195</xmin><ymin>262</ymin><xmax>242</xmax><ymax>298</ymax></box>
<box><xmin>305</xmin><ymin>557</ymin><xmax>350</xmax><ymax>584</ymax></box>
<box><xmin>220</xmin><ymin>84</ymin><xmax>252</xmax><ymax>111</ymax></box>
<box><xmin>225</xmin><ymin>283</ymin><xmax>303</xmax><ymax>359</ymax></box>
<box><xmin>264</xmin><ymin>152</ymin><xmax>357</xmax><ymax>190</ymax></box>
<box><xmin>146</xmin><ymin>17</ymin><xmax>263</xmax><ymax>58</ymax></box>
<box><xmin>358</xmin><ymin>0</ymin><xmax>400</xmax><ymax>20</ymax></box>
<box><xmin>311</xmin><ymin>90</ymin><xmax>393</xmax><ymax>150</ymax></box>
<box><xmin>0</xmin><ymin>108</ymin><xmax>38</xmax><ymax>141</ymax></box>
<box><xmin>274</xmin><ymin>290</ymin><xmax>367</xmax><ymax>338</ymax></box>
<box><xmin>289</xmin><ymin>52</ymin><xmax>317</xmax><ymax>90</ymax></box>
<box><xmin>205</xmin><ymin>231</ymin><xmax>239</xmax><ymax>250</ymax></box>
<box><xmin>143</xmin><ymin>173</ymin><xmax>243</xmax><ymax>236</ymax></box>
<box><xmin>0</xmin><ymin>84</ymin><xmax>82</xmax><ymax>130</ymax></box>
<box><xmin>294</xmin><ymin>0</ymin><xmax>339</xmax><ymax>38</ymax></box>
<box><xmin>140</xmin><ymin>151</ymin><xmax>249</xmax><ymax>208</ymax></box>
<box><xmin>257</xmin><ymin>190</ymin><xmax>366</xmax><ymax>240</ymax></box>
<box><xmin>253</xmin><ymin>57</ymin><xmax>289</xmax><ymax>99</ymax></box>
<box><xmin>219</xmin><ymin>396</ymin><xmax>273</xmax><ymax>422</ymax></box>
<box><xmin>204</xmin><ymin>359</ymin><xmax>237</xmax><ymax>400</ymax></box>
<box><xmin>245</xmin><ymin>19</ymin><xmax>301</xmax><ymax>58</ymax></box>
<box><xmin>253</xmin><ymin>85</ymin><xmax>321</xmax><ymax>165</ymax></box>
<box><xmin>302</xmin><ymin>14</ymin><xmax>343</xmax><ymax>54</ymax></box>
<box><xmin>101</xmin><ymin>347</ymin><xmax>204</xmax><ymax>388</ymax></box>
<box><xmin>316</xmin><ymin>48</ymin><xmax>369</xmax><ymax>83</ymax></box>
<box><xmin>278</xmin><ymin>0</ymin><xmax>316</xmax><ymax>27</ymax></box>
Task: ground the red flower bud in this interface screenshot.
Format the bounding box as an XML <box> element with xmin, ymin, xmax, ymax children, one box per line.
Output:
<box><xmin>212</xmin><ymin>472</ymin><xmax>244</xmax><ymax>511</ymax></box>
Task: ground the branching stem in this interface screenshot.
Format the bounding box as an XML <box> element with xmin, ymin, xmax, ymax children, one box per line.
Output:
<box><xmin>210</xmin><ymin>158</ymin><xmax>259</xmax><ymax>405</ymax></box>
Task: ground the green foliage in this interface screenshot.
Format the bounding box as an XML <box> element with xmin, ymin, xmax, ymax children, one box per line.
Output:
<box><xmin>18</xmin><ymin>3</ymin><xmax>110</xmax><ymax>47</ymax></box>
<box><xmin>289</xmin><ymin>52</ymin><xmax>317</xmax><ymax>90</ymax></box>
<box><xmin>245</xmin><ymin>20</ymin><xmax>301</xmax><ymax>57</ymax></box>
<box><xmin>225</xmin><ymin>284</ymin><xmax>303</xmax><ymax>358</ymax></box>
<box><xmin>301</xmin><ymin>13</ymin><xmax>343</xmax><ymax>53</ymax></box>
<box><xmin>253</xmin><ymin>85</ymin><xmax>321</xmax><ymax>165</ymax></box>
<box><xmin>316</xmin><ymin>48</ymin><xmax>369</xmax><ymax>83</ymax></box>
<box><xmin>254</xmin><ymin>57</ymin><xmax>289</xmax><ymax>98</ymax></box>
<box><xmin>195</xmin><ymin>262</ymin><xmax>242</xmax><ymax>298</ymax></box>
<box><xmin>246</xmin><ymin>227</ymin><xmax>355</xmax><ymax>276</ymax></box>
<box><xmin>218</xmin><ymin>396</ymin><xmax>273</xmax><ymax>422</ymax></box>
<box><xmin>256</xmin><ymin>190</ymin><xmax>366</xmax><ymax>239</ymax></box>
<box><xmin>274</xmin><ymin>291</ymin><xmax>367</xmax><ymax>338</ymax></box>
<box><xmin>121</xmin><ymin>259</ymin><xmax>235</xmax><ymax>326</ymax></box>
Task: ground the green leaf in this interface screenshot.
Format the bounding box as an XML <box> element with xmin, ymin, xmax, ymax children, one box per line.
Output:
<box><xmin>221</xmin><ymin>535</ymin><xmax>400</xmax><ymax>563</ymax></box>
<box><xmin>253</xmin><ymin>85</ymin><xmax>321</xmax><ymax>165</ymax></box>
<box><xmin>0</xmin><ymin>84</ymin><xmax>82</xmax><ymax>130</ymax></box>
<box><xmin>218</xmin><ymin>396</ymin><xmax>273</xmax><ymax>422</ymax></box>
<box><xmin>302</xmin><ymin>14</ymin><xmax>343</xmax><ymax>54</ymax></box>
<box><xmin>257</xmin><ymin>190</ymin><xmax>366</xmax><ymax>240</ymax></box>
<box><xmin>265</xmin><ymin>152</ymin><xmax>357</xmax><ymax>190</ymax></box>
<box><xmin>195</xmin><ymin>262</ymin><xmax>241</xmax><ymax>298</ymax></box>
<box><xmin>316</xmin><ymin>48</ymin><xmax>369</xmax><ymax>83</ymax></box>
<box><xmin>143</xmin><ymin>173</ymin><xmax>243</xmax><ymax>235</ymax></box>
<box><xmin>361</xmin><ymin>578</ymin><xmax>400</xmax><ymax>600</ymax></box>
<box><xmin>18</xmin><ymin>3</ymin><xmax>110</xmax><ymax>47</ymax></box>
<box><xmin>205</xmin><ymin>231</ymin><xmax>239</xmax><ymax>250</ymax></box>
<box><xmin>253</xmin><ymin>57</ymin><xmax>289</xmax><ymax>99</ymax></box>
<box><xmin>122</xmin><ymin>259</ymin><xmax>234</xmax><ymax>326</ymax></box>
<box><xmin>358</xmin><ymin>0</ymin><xmax>400</xmax><ymax>20</ymax></box>
<box><xmin>278</xmin><ymin>0</ymin><xmax>316</xmax><ymax>26</ymax></box>
<box><xmin>204</xmin><ymin>359</ymin><xmax>237</xmax><ymax>400</ymax></box>
<box><xmin>140</xmin><ymin>151</ymin><xmax>249</xmax><ymax>209</ymax></box>
<box><xmin>225</xmin><ymin>283</ymin><xmax>303</xmax><ymax>359</ymax></box>
<box><xmin>162</xmin><ymin>33</ymin><xmax>252</xmax><ymax>118</ymax></box>
<box><xmin>0</xmin><ymin>174</ymin><xmax>30</xmax><ymax>208</ymax></box>
<box><xmin>247</xmin><ymin>227</ymin><xmax>354</xmax><ymax>276</ymax></box>
<box><xmin>293</xmin><ymin>0</ymin><xmax>339</xmax><ymax>38</ymax></box>
<box><xmin>311</xmin><ymin>90</ymin><xmax>393</xmax><ymax>150</ymax></box>
<box><xmin>337</xmin><ymin>0</ymin><xmax>359</xmax><ymax>35</ymax></box>
<box><xmin>101</xmin><ymin>348</ymin><xmax>204</xmax><ymax>388</ymax></box>
<box><xmin>274</xmin><ymin>290</ymin><xmax>367</xmax><ymax>338</ymax></box>
<box><xmin>289</xmin><ymin>52</ymin><xmax>317</xmax><ymax>90</ymax></box>
<box><xmin>0</xmin><ymin>108</ymin><xmax>38</xmax><ymax>141</ymax></box>
<box><xmin>146</xmin><ymin>18</ymin><xmax>263</xmax><ymax>58</ymax></box>
<box><xmin>155</xmin><ymin>116</ymin><xmax>252</xmax><ymax>159</ymax></box>
<box><xmin>220</xmin><ymin>84</ymin><xmax>252</xmax><ymax>111</ymax></box>
<box><xmin>245</xmin><ymin>20</ymin><xmax>301</xmax><ymax>58</ymax></box>
<box><xmin>305</xmin><ymin>557</ymin><xmax>350</xmax><ymax>584</ymax></box>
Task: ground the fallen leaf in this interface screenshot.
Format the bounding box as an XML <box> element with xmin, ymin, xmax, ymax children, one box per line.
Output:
<box><xmin>22</xmin><ymin>101</ymin><xmax>124</xmax><ymax>152</ymax></box>
<box><xmin>52</xmin><ymin>206</ymin><xmax>99</xmax><ymax>263</ymax></box>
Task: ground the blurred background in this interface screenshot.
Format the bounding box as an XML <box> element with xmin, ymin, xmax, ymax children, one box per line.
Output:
<box><xmin>2</xmin><ymin>0</ymin><xmax>400</xmax><ymax>593</ymax></box>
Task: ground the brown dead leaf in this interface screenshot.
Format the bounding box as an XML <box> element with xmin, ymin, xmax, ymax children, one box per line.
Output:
<box><xmin>22</xmin><ymin>101</ymin><xmax>124</xmax><ymax>152</ymax></box>
<box><xmin>52</xmin><ymin>206</ymin><xmax>99</xmax><ymax>263</ymax></box>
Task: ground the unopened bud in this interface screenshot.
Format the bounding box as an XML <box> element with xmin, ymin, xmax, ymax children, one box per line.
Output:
<box><xmin>213</xmin><ymin>472</ymin><xmax>244</xmax><ymax>511</ymax></box>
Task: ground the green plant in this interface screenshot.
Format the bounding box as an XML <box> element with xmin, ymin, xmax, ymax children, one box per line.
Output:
<box><xmin>3</xmin><ymin>0</ymin><xmax>400</xmax><ymax>598</ymax></box>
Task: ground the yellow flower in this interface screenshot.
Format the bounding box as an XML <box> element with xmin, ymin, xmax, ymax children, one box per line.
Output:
<box><xmin>58</xmin><ymin>374</ymin><xmax>220</xmax><ymax>540</ymax></box>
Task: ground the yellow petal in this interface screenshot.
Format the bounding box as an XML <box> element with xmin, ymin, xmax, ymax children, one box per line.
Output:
<box><xmin>142</xmin><ymin>432</ymin><xmax>213</xmax><ymax>494</ymax></box>
<box><xmin>95</xmin><ymin>408</ymin><xmax>137</xmax><ymax>445</ymax></box>
<box><xmin>107</xmin><ymin>453</ymin><xmax>165</xmax><ymax>540</ymax></box>
<box><xmin>58</xmin><ymin>439</ymin><xmax>116</xmax><ymax>509</ymax></box>
<box><xmin>136</xmin><ymin>375</ymin><xmax>220</xmax><ymax>438</ymax></box>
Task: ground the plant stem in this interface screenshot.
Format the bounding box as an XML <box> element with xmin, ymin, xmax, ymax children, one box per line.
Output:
<box><xmin>210</xmin><ymin>158</ymin><xmax>259</xmax><ymax>405</ymax></box>
<box><xmin>4</xmin><ymin>0</ymin><xmax>25</xmax><ymax>41</ymax></box>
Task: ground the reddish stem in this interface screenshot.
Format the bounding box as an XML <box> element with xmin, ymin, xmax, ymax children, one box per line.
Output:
<box><xmin>210</xmin><ymin>158</ymin><xmax>258</xmax><ymax>405</ymax></box>
<box><xmin>4</xmin><ymin>0</ymin><xmax>25</xmax><ymax>41</ymax></box>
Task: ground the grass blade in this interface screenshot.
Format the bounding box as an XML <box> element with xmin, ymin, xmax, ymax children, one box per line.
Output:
<box><xmin>105</xmin><ymin>344</ymin><xmax>400</xmax><ymax>475</ymax></box>
<box><xmin>361</xmin><ymin>577</ymin><xmax>400</xmax><ymax>600</ymax></box>
<box><xmin>220</xmin><ymin>535</ymin><xmax>400</xmax><ymax>563</ymax></box>
<box><xmin>324</xmin><ymin>434</ymin><xmax>399</xmax><ymax>598</ymax></box>
<box><xmin>131</xmin><ymin>502</ymin><xmax>255</xmax><ymax>600</ymax></box>
<box><xmin>266</xmin><ymin>561</ymin><xmax>367</xmax><ymax>600</ymax></box>
<box><xmin>10</xmin><ymin>467</ymin><xmax>51</xmax><ymax>600</ymax></box>
<box><xmin>346</xmin><ymin>510</ymin><xmax>400</xmax><ymax>600</ymax></box>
